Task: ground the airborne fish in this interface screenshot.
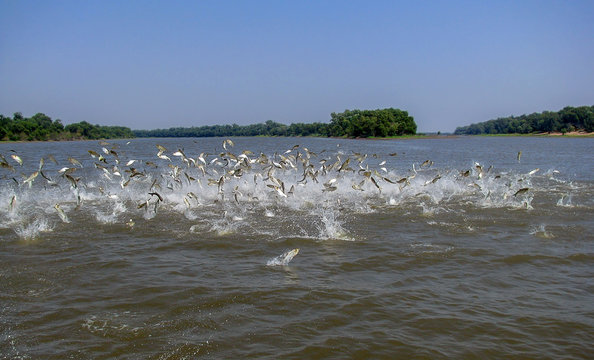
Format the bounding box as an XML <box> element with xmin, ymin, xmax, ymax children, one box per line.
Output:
<box><xmin>10</xmin><ymin>154</ymin><xmax>23</xmax><ymax>166</ymax></box>
<box><xmin>68</xmin><ymin>157</ymin><xmax>83</xmax><ymax>168</ymax></box>
<box><xmin>9</xmin><ymin>195</ymin><xmax>16</xmax><ymax>212</ymax></box>
<box><xmin>513</xmin><ymin>187</ymin><xmax>530</xmax><ymax>197</ymax></box>
<box><xmin>23</xmin><ymin>171</ymin><xmax>39</xmax><ymax>188</ymax></box>
<box><xmin>54</xmin><ymin>204</ymin><xmax>70</xmax><ymax>223</ymax></box>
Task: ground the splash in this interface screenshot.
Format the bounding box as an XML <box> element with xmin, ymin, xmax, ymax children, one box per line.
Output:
<box><xmin>556</xmin><ymin>194</ymin><xmax>573</xmax><ymax>208</ymax></box>
<box><xmin>266</xmin><ymin>248</ymin><xmax>300</xmax><ymax>266</ymax></box>
<box><xmin>530</xmin><ymin>224</ymin><xmax>555</xmax><ymax>239</ymax></box>
<box><xmin>317</xmin><ymin>208</ymin><xmax>353</xmax><ymax>241</ymax></box>
<box><xmin>14</xmin><ymin>218</ymin><xmax>53</xmax><ymax>241</ymax></box>
<box><xmin>0</xmin><ymin>140</ymin><xmax>584</xmax><ymax>241</ymax></box>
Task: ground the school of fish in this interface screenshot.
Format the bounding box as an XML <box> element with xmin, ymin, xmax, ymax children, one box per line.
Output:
<box><xmin>1</xmin><ymin>139</ymin><xmax>550</xmax><ymax>255</ymax></box>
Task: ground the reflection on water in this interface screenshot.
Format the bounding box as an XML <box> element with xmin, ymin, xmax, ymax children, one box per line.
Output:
<box><xmin>1</xmin><ymin>136</ymin><xmax>593</xmax><ymax>358</ymax></box>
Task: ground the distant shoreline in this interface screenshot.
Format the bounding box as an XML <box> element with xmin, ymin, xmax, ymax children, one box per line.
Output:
<box><xmin>1</xmin><ymin>132</ymin><xmax>592</xmax><ymax>144</ymax></box>
<box><xmin>456</xmin><ymin>131</ymin><xmax>594</xmax><ymax>138</ymax></box>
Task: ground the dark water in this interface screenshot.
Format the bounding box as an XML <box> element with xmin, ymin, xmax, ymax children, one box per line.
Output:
<box><xmin>1</xmin><ymin>136</ymin><xmax>593</xmax><ymax>359</ymax></box>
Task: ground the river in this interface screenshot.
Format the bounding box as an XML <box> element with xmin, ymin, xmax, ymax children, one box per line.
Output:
<box><xmin>1</xmin><ymin>136</ymin><xmax>593</xmax><ymax>359</ymax></box>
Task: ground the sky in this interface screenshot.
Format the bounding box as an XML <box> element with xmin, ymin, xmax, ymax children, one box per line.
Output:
<box><xmin>1</xmin><ymin>1</ymin><xmax>593</xmax><ymax>132</ymax></box>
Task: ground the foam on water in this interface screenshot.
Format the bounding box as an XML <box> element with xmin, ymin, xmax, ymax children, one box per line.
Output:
<box><xmin>530</xmin><ymin>224</ymin><xmax>555</xmax><ymax>239</ymax></box>
<box><xmin>14</xmin><ymin>218</ymin><xmax>53</xmax><ymax>241</ymax></box>
<box><xmin>317</xmin><ymin>208</ymin><xmax>353</xmax><ymax>241</ymax></box>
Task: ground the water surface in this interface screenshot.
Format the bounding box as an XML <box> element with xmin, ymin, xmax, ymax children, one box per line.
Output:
<box><xmin>1</xmin><ymin>136</ymin><xmax>593</xmax><ymax>358</ymax></box>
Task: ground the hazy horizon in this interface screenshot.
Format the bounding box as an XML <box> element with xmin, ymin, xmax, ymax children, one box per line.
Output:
<box><xmin>1</xmin><ymin>1</ymin><xmax>593</xmax><ymax>133</ymax></box>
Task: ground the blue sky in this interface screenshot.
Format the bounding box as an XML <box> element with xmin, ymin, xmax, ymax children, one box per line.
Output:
<box><xmin>1</xmin><ymin>1</ymin><xmax>592</xmax><ymax>132</ymax></box>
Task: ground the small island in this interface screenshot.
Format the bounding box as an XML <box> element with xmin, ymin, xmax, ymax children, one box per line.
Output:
<box><xmin>454</xmin><ymin>106</ymin><xmax>593</xmax><ymax>135</ymax></box>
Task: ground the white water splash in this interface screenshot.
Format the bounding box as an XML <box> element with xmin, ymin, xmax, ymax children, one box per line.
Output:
<box><xmin>317</xmin><ymin>209</ymin><xmax>353</xmax><ymax>241</ymax></box>
<box><xmin>557</xmin><ymin>194</ymin><xmax>574</xmax><ymax>207</ymax></box>
<box><xmin>530</xmin><ymin>224</ymin><xmax>555</xmax><ymax>239</ymax></box>
<box><xmin>266</xmin><ymin>248</ymin><xmax>300</xmax><ymax>266</ymax></box>
<box><xmin>14</xmin><ymin>218</ymin><xmax>53</xmax><ymax>241</ymax></box>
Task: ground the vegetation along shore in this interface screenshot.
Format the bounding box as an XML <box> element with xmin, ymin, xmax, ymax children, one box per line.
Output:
<box><xmin>2</xmin><ymin>105</ymin><xmax>592</xmax><ymax>142</ymax></box>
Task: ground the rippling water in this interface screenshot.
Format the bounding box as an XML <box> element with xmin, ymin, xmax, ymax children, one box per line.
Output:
<box><xmin>1</xmin><ymin>136</ymin><xmax>593</xmax><ymax>359</ymax></box>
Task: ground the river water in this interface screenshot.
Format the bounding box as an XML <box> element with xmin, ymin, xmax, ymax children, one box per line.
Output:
<box><xmin>1</xmin><ymin>136</ymin><xmax>593</xmax><ymax>359</ymax></box>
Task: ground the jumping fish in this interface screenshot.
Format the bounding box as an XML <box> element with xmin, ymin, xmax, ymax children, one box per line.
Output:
<box><xmin>23</xmin><ymin>171</ymin><xmax>39</xmax><ymax>188</ymax></box>
<box><xmin>513</xmin><ymin>187</ymin><xmax>530</xmax><ymax>197</ymax></box>
<box><xmin>0</xmin><ymin>159</ymin><xmax>15</xmax><ymax>172</ymax></box>
<box><xmin>54</xmin><ymin>204</ymin><xmax>70</xmax><ymax>223</ymax></box>
<box><xmin>149</xmin><ymin>192</ymin><xmax>163</xmax><ymax>202</ymax></box>
<box><xmin>266</xmin><ymin>248</ymin><xmax>300</xmax><ymax>266</ymax></box>
<box><xmin>9</xmin><ymin>195</ymin><xmax>16</xmax><ymax>212</ymax></box>
<box><xmin>9</xmin><ymin>154</ymin><xmax>23</xmax><ymax>166</ymax></box>
<box><xmin>47</xmin><ymin>155</ymin><xmax>58</xmax><ymax>165</ymax></box>
<box><xmin>222</xmin><ymin>139</ymin><xmax>234</xmax><ymax>150</ymax></box>
<box><xmin>68</xmin><ymin>157</ymin><xmax>83</xmax><ymax>167</ymax></box>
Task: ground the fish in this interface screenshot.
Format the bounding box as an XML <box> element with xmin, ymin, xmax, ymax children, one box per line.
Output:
<box><xmin>149</xmin><ymin>192</ymin><xmax>163</xmax><ymax>202</ymax></box>
<box><xmin>528</xmin><ymin>168</ymin><xmax>540</xmax><ymax>175</ymax></box>
<box><xmin>23</xmin><ymin>171</ymin><xmax>39</xmax><ymax>187</ymax></box>
<box><xmin>424</xmin><ymin>174</ymin><xmax>441</xmax><ymax>185</ymax></box>
<box><xmin>40</xmin><ymin>171</ymin><xmax>57</xmax><ymax>185</ymax></box>
<box><xmin>266</xmin><ymin>248</ymin><xmax>300</xmax><ymax>266</ymax></box>
<box><xmin>513</xmin><ymin>187</ymin><xmax>530</xmax><ymax>197</ymax></box>
<box><xmin>370</xmin><ymin>176</ymin><xmax>381</xmax><ymax>192</ymax></box>
<box><xmin>68</xmin><ymin>157</ymin><xmax>83</xmax><ymax>167</ymax></box>
<box><xmin>54</xmin><ymin>204</ymin><xmax>70</xmax><ymax>223</ymax></box>
<box><xmin>64</xmin><ymin>174</ymin><xmax>80</xmax><ymax>188</ymax></box>
<box><xmin>11</xmin><ymin>154</ymin><xmax>23</xmax><ymax>166</ymax></box>
<box><xmin>517</xmin><ymin>151</ymin><xmax>522</xmax><ymax>162</ymax></box>
<box><xmin>222</xmin><ymin>139</ymin><xmax>234</xmax><ymax>150</ymax></box>
<box><xmin>1</xmin><ymin>160</ymin><xmax>15</xmax><ymax>172</ymax></box>
<box><xmin>47</xmin><ymin>155</ymin><xmax>58</xmax><ymax>165</ymax></box>
<box><xmin>9</xmin><ymin>195</ymin><xmax>16</xmax><ymax>212</ymax></box>
<box><xmin>157</xmin><ymin>153</ymin><xmax>171</xmax><ymax>161</ymax></box>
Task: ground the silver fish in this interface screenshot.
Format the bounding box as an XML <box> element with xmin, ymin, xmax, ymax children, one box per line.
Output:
<box><xmin>11</xmin><ymin>154</ymin><xmax>23</xmax><ymax>166</ymax></box>
<box><xmin>54</xmin><ymin>204</ymin><xmax>70</xmax><ymax>223</ymax></box>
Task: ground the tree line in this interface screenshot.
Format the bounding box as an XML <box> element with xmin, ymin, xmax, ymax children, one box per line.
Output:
<box><xmin>1</xmin><ymin>108</ymin><xmax>416</xmax><ymax>141</ymax></box>
<box><xmin>0</xmin><ymin>112</ymin><xmax>135</xmax><ymax>141</ymax></box>
<box><xmin>454</xmin><ymin>106</ymin><xmax>594</xmax><ymax>135</ymax></box>
<box><xmin>134</xmin><ymin>108</ymin><xmax>417</xmax><ymax>138</ymax></box>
